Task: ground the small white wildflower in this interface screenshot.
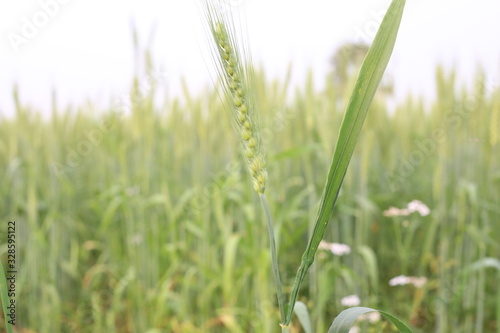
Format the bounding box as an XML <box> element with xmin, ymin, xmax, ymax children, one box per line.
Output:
<box><xmin>400</xmin><ymin>208</ymin><xmax>410</xmax><ymax>216</ymax></box>
<box><xmin>318</xmin><ymin>240</ymin><xmax>351</xmax><ymax>256</ymax></box>
<box><xmin>384</xmin><ymin>200</ymin><xmax>430</xmax><ymax>217</ymax></box>
<box><xmin>409</xmin><ymin>276</ymin><xmax>428</xmax><ymax>288</ymax></box>
<box><xmin>389</xmin><ymin>275</ymin><xmax>428</xmax><ymax>288</ymax></box>
<box><xmin>383</xmin><ymin>207</ymin><xmax>402</xmax><ymax>217</ymax></box>
<box><xmin>417</xmin><ymin>204</ymin><xmax>430</xmax><ymax>216</ymax></box>
<box><xmin>359</xmin><ymin>311</ymin><xmax>381</xmax><ymax>323</ymax></box>
<box><xmin>366</xmin><ymin>311</ymin><xmax>381</xmax><ymax>323</ymax></box>
<box><xmin>383</xmin><ymin>207</ymin><xmax>410</xmax><ymax>217</ymax></box>
<box><xmin>407</xmin><ymin>200</ymin><xmax>430</xmax><ymax>216</ymax></box>
<box><xmin>318</xmin><ymin>240</ymin><xmax>331</xmax><ymax>250</ymax></box>
<box><xmin>341</xmin><ymin>294</ymin><xmax>361</xmax><ymax>307</ymax></box>
<box><xmin>331</xmin><ymin>243</ymin><xmax>351</xmax><ymax>256</ymax></box>
<box><xmin>349</xmin><ymin>326</ymin><xmax>360</xmax><ymax>333</ymax></box>
<box><xmin>389</xmin><ymin>275</ymin><xmax>410</xmax><ymax>286</ymax></box>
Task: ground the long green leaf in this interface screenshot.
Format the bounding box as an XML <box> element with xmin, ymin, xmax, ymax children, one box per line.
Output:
<box><xmin>285</xmin><ymin>0</ymin><xmax>406</xmax><ymax>324</ymax></box>
<box><xmin>328</xmin><ymin>307</ymin><xmax>413</xmax><ymax>333</ymax></box>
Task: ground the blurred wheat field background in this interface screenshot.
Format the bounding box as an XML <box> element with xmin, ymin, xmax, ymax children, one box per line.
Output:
<box><xmin>1</xmin><ymin>49</ymin><xmax>500</xmax><ymax>332</ymax></box>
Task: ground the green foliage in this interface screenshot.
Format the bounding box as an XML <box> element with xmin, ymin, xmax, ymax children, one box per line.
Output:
<box><xmin>328</xmin><ymin>307</ymin><xmax>412</xmax><ymax>333</ymax></box>
<box><xmin>1</xmin><ymin>37</ymin><xmax>499</xmax><ymax>333</ymax></box>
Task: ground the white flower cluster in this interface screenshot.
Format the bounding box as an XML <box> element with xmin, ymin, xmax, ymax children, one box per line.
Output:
<box><xmin>318</xmin><ymin>240</ymin><xmax>351</xmax><ymax>256</ymax></box>
<box><xmin>341</xmin><ymin>294</ymin><xmax>361</xmax><ymax>307</ymax></box>
<box><xmin>359</xmin><ymin>311</ymin><xmax>381</xmax><ymax>323</ymax></box>
<box><xmin>349</xmin><ymin>326</ymin><xmax>360</xmax><ymax>333</ymax></box>
<box><xmin>389</xmin><ymin>275</ymin><xmax>428</xmax><ymax>288</ymax></box>
<box><xmin>347</xmin><ymin>309</ymin><xmax>381</xmax><ymax>332</ymax></box>
<box><xmin>383</xmin><ymin>200</ymin><xmax>430</xmax><ymax>217</ymax></box>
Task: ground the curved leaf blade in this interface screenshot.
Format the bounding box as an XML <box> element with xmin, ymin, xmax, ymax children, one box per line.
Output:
<box><xmin>466</xmin><ymin>257</ymin><xmax>500</xmax><ymax>273</ymax></box>
<box><xmin>328</xmin><ymin>307</ymin><xmax>413</xmax><ymax>333</ymax></box>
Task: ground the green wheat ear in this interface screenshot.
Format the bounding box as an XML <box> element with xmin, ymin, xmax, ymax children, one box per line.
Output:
<box><xmin>203</xmin><ymin>6</ymin><xmax>267</xmax><ymax>194</ymax></box>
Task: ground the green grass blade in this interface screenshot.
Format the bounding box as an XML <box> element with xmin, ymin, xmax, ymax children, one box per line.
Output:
<box><xmin>328</xmin><ymin>307</ymin><xmax>413</xmax><ymax>333</ymax></box>
<box><xmin>293</xmin><ymin>301</ymin><xmax>312</xmax><ymax>333</ymax></box>
<box><xmin>0</xmin><ymin>262</ymin><xmax>13</xmax><ymax>333</ymax></box>
<box><xmin>466</xmin><ymin>257</ymin><xmax>500</xmax><ymax>273</ymax></box>
<box><xmin>285</xmin><ymin>0</ymin><xmax>406</xmax><ymax>324</ymax></box>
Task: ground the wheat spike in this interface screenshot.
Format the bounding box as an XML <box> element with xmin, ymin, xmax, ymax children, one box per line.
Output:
<box><xmin>205</xmin><ymin>12</ymin><xmax>267</xmax><ymax>194</ymax></box>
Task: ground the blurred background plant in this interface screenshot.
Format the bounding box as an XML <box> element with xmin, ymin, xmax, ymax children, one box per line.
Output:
<box><xmin>0</xmin><ymin>33</ymin><xmax>499</xmax><ymax>332</ymax></box>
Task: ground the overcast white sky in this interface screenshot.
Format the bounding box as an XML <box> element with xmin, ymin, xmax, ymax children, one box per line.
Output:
<box><xmin>1</xmin><ymin>0</ymin><xmax>499</xmax><ymax>116</ymax></box>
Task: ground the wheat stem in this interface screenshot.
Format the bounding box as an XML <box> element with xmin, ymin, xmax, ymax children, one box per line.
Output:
<box><xmin>202</xmin><ymin>4</ymin><xmax>289</xmax><ymax>328</ymax></box>
<box><xmin>260</xmin><ymin>193</ymin><xmax>286</xmax><ymax>324</ymax></box>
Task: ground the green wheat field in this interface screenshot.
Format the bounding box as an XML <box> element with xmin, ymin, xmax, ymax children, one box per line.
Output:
<box><xmin>1</xmin><ymin>48</ymin><xmax>500</xmax><ymax>332</ymax></box>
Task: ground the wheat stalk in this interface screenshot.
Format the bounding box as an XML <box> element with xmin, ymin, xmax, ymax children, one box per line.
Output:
<box><xmin>201</xmin><ymin>1</ymin><xmax>286</xmax><ymax>329</ymax></box>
